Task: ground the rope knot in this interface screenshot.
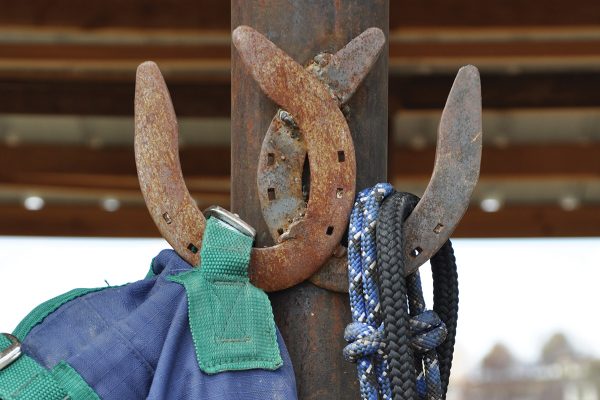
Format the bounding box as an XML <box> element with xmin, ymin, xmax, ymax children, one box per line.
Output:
<box><xmin>343</xmin><ymin>322</ymin><xmax>385</xmax><ymax>363</ymax></box>
<box><xmin>410</xmin><ymin>310</ymin><xmax>448</xmax><ymax>353</ymax></box>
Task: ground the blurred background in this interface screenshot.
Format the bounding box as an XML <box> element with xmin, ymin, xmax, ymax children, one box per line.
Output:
<box><xmin>0</xmin><ymin>1</ymin><xmax>599</xmax><ymax>399</ymax></box>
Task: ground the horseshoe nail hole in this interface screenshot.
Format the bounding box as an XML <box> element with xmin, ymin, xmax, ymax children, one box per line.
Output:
<box><xmin>337</xmin><ymin>150</ymin><xmax>345</xmax><ymax>162</ymax></box>
<box><xmin>302</xmin><ymin>154</ymin><xmax>310</xmax><ymax>202</ymax></box>
<box><xmin>410</xmin><ymin>247</ymin><xmax>423</xmax><ymax>258</ymax></box>
<box><xmin>187</xmin><ymin>243</ymin><xmax>199</xmax><ymax>254</ymax></box>
<box><xmin>326</xmin><ymin>226</ymin><xmax>334</xmax><ymax>236</ymax></box>
<box><xmin>434</xmin><ymin>224</ymin><xmax>444</xmax><ymax>234</ymax></box>
<box><xmin>162</xmin><ymin>212</ymin><xmax>172</xmax><ymax>224</ymax></box>
<box><xmin>267</xmin><ymin>153</ymin><xmax>275</xmax><ymax>166</ymax></box>
<box><xmin>268</xmin><ymin>188</ymin><xmax>276</xmax><ymax>201</ymax></box>
<box><xmin>336</xmin><ymin>188</ymin><xmax>344</xmax><ymax>198</ymax></box>
<box><xmin>277</xmin><ymin>228</ymin><xmax>284</xmax><ymax>236</ymax></box>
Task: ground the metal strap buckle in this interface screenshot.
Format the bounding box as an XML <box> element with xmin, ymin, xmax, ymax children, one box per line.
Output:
<box><xmin>203</xmin><ymin>206</ymin><xmax>256</xmax><ymax>239</ymax></box>
<box><xmin>0</xmin><ymin>333</ymin><xmax>22</xmax><ymax>371</ymax></box>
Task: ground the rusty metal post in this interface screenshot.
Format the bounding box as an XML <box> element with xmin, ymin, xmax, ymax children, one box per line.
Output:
<box><xmin>231</xmin><ymin>1</ymin><xmax>389</xmax><ymax>398</ymax></box>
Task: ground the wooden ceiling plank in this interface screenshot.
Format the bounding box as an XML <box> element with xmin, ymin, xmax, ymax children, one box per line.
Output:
<box><xmin>0</xmin><ymin>144</ymin><xmax>230</xmax><ymax>177</ymax></box>
<box><xmin>0</xmin><ymin>203</ymin><xmax>598</xmax><ymax>238</ymax></box>
<box><xmin>390</xmin><ymin>41</ymin><xmax>600</xmax><ymax>58</ymax></box>
<box><xmin>3</xmin><ymin>72</ymin><xmax>600</xmax><ymax>116</ymax></box>
<box><xmin>0</xmin><ymin>204</ymin><xmax>160</xmax><ymax>237</ymax></box>
<box><xmin>4</xmin><ymin>33</ymin><xmax>600</xmax><ymax>61</ymax></box>
<box><xmin>456</xmin><ymin>205</ymin><xmax>600</xmax><ymax>237</ymax></box>
<box><xmin>1</xmin><ymin>0</ymin><xmax>600</xmax><ymax>30</ymax></box>
<box><xmin>0</xmin><ymin>143</ymin><xmax>598</xmax><ymax>189</ymax></box>
<box><xmin>391</xmin><ymin>143</ymin><xmax>600</xmax><ymax>179</ymax></box>
<box><xmin>0</xmin><ymin>80</ymin><xmax>231</xmax><ymax>115</ymax></box>
<box><xmin>0</xmin><ymin>43</ymin><xmax>228</xmax><ymax>60</ymax></box>
<box><xmin>0</xmin><ymin>0</ymin><xmax>231</xmax><ymax>30</ymax></box>
<box><xmin>390</xmin><ymin>72</ymin><xmax>600</xmax><ymax>110</ymax></box>
<box><xmin>390</xmin><ymin>0</ymin><xmax>600</xmax><ymax>28</ymax></box>
<box><xmin>3</xmin><ymin>33</ymin><xmax>600</xmax><ymax>81</ymax></box>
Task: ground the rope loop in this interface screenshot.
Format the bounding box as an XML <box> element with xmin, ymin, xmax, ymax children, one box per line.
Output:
<box><xmin>344</xmin><ymin>310</ymin><xmax>447</xmax><ymax>363</ymax></box>
<box><xmin>410</xmin><ymin>310</ymin><xmax>448</xmax><ymax>354</ymax></box>
<box><xmin>343</xmin><ymin>322</ymin><xmax>386</xmax><ymax>363</ymax></box>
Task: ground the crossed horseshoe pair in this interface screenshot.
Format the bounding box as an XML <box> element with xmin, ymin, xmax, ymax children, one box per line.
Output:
<box><xmin>134</xmin><ymin>26</ymin><xmax>482</xmax><ymax>292</ymax></box>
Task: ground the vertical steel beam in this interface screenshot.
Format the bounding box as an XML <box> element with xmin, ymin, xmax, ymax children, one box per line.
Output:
<box><xmin>231</xmin><ymin>1</ymin><xmax>389</xmax><ymax>398</ymax></box>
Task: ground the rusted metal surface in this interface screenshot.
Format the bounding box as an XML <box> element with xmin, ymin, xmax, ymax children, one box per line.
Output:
<box><xmin>310</xmin><ymin>28</ymin><xmax>386</xmax><ymax>105</ymax></box>
<box><xmin>232</xmin><ymin>26</ymin><xmax>356</xmax><ymax>292</ymax></box>
<box><xmin>403</xmin><ymin>65</ymin><xmax>482</xmax><ymax>275</ymax></box>
<box><xmin>134</xmin><ymin>61</ymin><xmax>207</xmax><ymax>264</ymax></box>
<box><xmin>256</xmin><ymin>28</ymin><xmax>384</xmax><ymax>243</ymax></box>
<box><xmin>313</xmin><ymin>65</ymin><xmax>483</xmax><ymax>289</ymax></box>
<box><xmin>135</xmin><ymin>58</ymin><xmax>355</xmax><ymax>292</ymax></box>
<box><xmin>231</xmin><ymin>1</ymin><xmax>388</xmax><ymax>398</ymax></box>
<box><xmin>307</xmin><ymin>248</ymin><xmax>349</xmax><ymax>292</ymax></box>
<box><xmin>257</xmin><ymin>110</ymin><xmax>308</xmax><ymax>243</ymax></box>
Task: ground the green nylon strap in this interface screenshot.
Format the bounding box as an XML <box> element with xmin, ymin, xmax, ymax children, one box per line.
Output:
<box><xmin>50</xmin><ymin>362</ymin><xmax>99</xmax><ymax>399</ymax></box>
<box><xmin>145</xmin><ymin>261</ymin><xmax>157</xmax><ymax>279</ymax></box>
<box><xmin>13</xmin><ymin>287</ymin><xmax>108</xmax><ymax>341</ymax></box>
<box><xmin>169</xmin><ymin>217</ymin><xmax>282</xmax><ymax>374</ymax></box>
<box><xmin>0</xmin><ymin>336</ymin><xmax>99</xmax><ymax>400</ymax></box>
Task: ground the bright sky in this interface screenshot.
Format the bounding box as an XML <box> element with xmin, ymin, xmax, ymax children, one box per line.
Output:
<box><xmin>0</xmin><ymin>236</ymin><xmax>598</xmax><ymax>376</ymax></box>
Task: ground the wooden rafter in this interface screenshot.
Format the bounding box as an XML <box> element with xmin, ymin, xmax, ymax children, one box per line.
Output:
<box><xmin>2</xmin><ymin>143</ymin><xmax>599</xmax><ymax>185</ymax></box>
<box><xmin>1</xmin><ymin>0</ymin><xmax>600</xmax><ymax>30</ymax></box>
<box><xmin>1</xmin><ymin>203</ymin><xmax>598</xmax><ymax>238</ymax></box>
<box><xmin>3</xmin><ymin>72</ymin><xmax>600</xmax><ymax>117</ymax></box>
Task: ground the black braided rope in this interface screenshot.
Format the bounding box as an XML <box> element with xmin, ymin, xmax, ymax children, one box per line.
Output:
<box><xmin>430</xmin><ymin>241</ymin><xmax>459</xmax><ymax>394</ymax></box>
<box><xmin>376</xmin><ymin>192</ymin><xmax>459</xmax><ymax>399</ymax></box>
<box><xmin>377</xmin><ymin>192</ymin><xmax>419</xmax><ymax>400</ymax></box>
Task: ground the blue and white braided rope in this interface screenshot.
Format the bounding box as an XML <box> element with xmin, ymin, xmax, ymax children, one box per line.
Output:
<box><xmin>345</xmin><ymin>183</ymin><xmax>394</xmax><ymax>400</ymax></box>
<box><xmin>344</xmin><ymin>184</ymin><xmax>449</xmax><ymax>400</ymax></box>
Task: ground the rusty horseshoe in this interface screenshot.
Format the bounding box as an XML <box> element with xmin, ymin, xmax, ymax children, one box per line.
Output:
<box><xmin>135</xmin><ymin>26</ymin><xmax>369</xmax><ymax>291</ymax></box>
<box><xmin>255</xmin><ymin>27</ymin><xmax>385</xmax><ymax>244</ymax></box>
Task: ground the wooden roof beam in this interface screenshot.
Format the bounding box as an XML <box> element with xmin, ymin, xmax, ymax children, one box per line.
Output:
<box><xmin>0</xmin><ymin>203</ymin><xmax>598</xmax><ymax>238</ymax></box>
<box><xmin>1</xmin><ymin>142</ymin><xmax>598</xmax><ymax>187</ymax></box>
<box><xmin>3</xmin><ymin>72</ymin><xmax>600</xmax><ymax>116</ymax></box>
<box><xmin>1</xmin><ymin>0</ymin><xmax>600</xmax><ymax>30</ymax></box>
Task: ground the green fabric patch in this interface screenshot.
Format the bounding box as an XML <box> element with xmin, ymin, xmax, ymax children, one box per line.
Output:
<box><xmin>13</xmin><ymin>287</ymin><xmax>108</xmax><ymax>340</ymax></box>
<box><xmin>145</xmin><ymin>256</ymin><xmax>158</xmax><ymax>279</ymax></box>
<box><xmin>51</xmin><ymin>362</ymin><xmax>100</xmax><ymax>400</ymax></box>
<box><xmin>0</xmin><ymin>336</ymin><xmax>99</xmax><ymax>400</ymax></box>
<box><xmin>169</xmin><ymin>217</ymin><xmax>282</xmax><ymax>374</ymax></box>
